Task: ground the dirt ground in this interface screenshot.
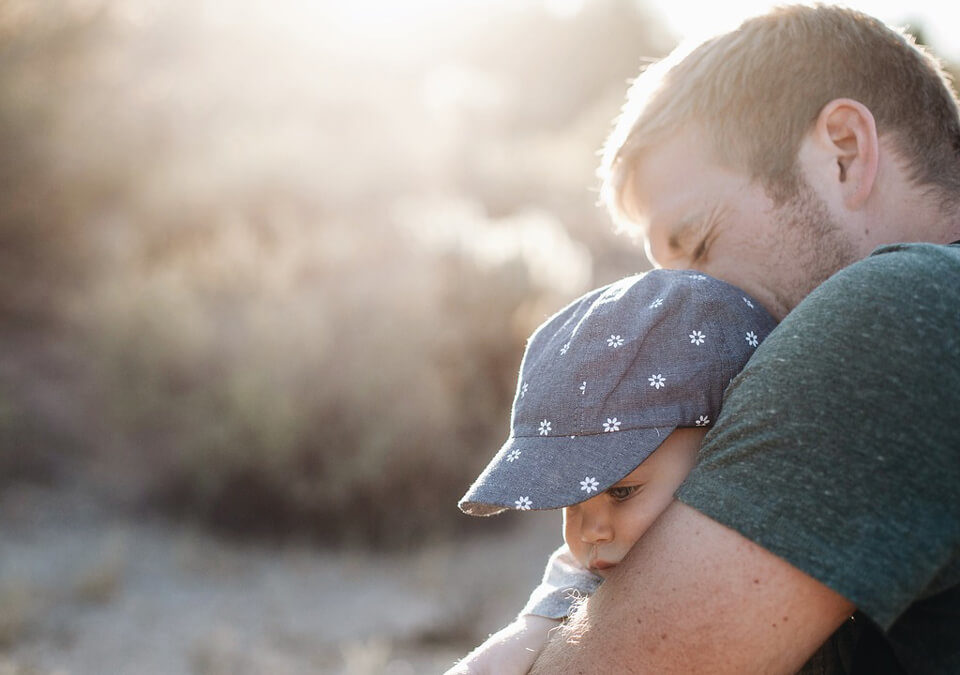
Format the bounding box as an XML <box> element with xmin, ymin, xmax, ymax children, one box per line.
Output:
<box><xmin>0</xmin><ymin>483</ymin><xmax>563</xmax><ymax>674</ymax></box>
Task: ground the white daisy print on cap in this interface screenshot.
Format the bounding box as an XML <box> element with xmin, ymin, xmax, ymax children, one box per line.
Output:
<box><xmin>455</xmin><ymin>268</ymin><xmax>780</xmax><ymax>520</ymax></box>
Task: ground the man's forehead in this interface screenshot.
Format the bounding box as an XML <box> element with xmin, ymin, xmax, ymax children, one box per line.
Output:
<box><xmin>623</xmin><ymin>131</ymin><xmax>746</xmax><ymax>257</ymax></box>
<box><xmin>623</xmin><ymin>166</ymin><xmax>710</xmax><ymax>259</ymax></box>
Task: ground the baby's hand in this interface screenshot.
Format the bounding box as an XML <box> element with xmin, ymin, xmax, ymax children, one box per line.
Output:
<box><xmin>444</xmin><ymin>614</ymin><xmax>561</xmax><ymax>675</ymax></box>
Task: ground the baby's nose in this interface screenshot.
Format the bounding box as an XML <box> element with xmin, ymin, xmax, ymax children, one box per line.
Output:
<box><xmin>579</xmin><ymin>506</ymin><xmax>613</xmax><ymax>544</ymax></box>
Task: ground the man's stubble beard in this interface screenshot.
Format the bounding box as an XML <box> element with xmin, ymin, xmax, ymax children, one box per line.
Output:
<box><xmin>771</xmin><ymin>180</ymin><xmax>860</xmax><ymax>314</ymax></box>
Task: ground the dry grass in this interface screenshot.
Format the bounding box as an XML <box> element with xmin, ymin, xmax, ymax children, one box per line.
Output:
<box><xmin>0</xmin><ymin>582</ymin><xmax>43</xmax><ymax>650</ymax></box>
<box><xmin>0</xmin><ymin>657</ymin><xmax>62</xmax><ymax>675</ymax></box>
<box><xmin>189</xmin><ymin>624</ymin><xmax>335</xmax><ymax>675</ymax></box>
<box><xmin>71</xmin><ymin>533</ymin><xmax>127</xmax><ymax>604</ymax></box>
<box><xmin>339</xmin><ymin>638</ymin><xmax>394</xmax><ymax>675</ymax></box>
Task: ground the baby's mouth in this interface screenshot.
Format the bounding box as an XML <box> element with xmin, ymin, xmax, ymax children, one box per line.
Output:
<box><xmin>589</xmin><ymin>559</ymin><xmax>618</xmax><ymax>575</ymax></box>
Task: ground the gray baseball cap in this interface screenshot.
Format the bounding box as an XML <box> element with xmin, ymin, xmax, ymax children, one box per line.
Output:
<box><xmin>459</xmin><ymin>269</ymin><xmax>777</xmax><ymax>516</ymax></box>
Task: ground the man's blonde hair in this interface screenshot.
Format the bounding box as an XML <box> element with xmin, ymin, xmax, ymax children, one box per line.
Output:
<box><xmin>600</xmin><ymin>4</ymin><xmax>960</xmax><ymax>229</ymax></box>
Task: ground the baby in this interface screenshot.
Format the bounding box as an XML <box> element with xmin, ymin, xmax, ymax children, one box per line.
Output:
<box><xmin>448</xmin><ymin>269</ymin><xmax>776</xmax><ymax>674</ymax></box>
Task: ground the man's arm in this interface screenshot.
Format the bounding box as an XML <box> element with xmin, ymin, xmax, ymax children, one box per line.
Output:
<box><xmin>530</xmin><ymin>501</ymin><xmax>854</xmax><ymax>674</ymax></box>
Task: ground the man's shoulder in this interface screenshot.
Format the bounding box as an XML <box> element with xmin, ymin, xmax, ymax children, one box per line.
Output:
<box><xmin>786</xmin><ymin>240</ymin><xmax>960</xmax><ymax>324</ymax></box>
<box><xmin>858</xmin><ymin>239</ymin><xmax>960</xmax><ymax>278</ymax></box>
<box><xmin>685</xmin><ymin>241</ymin><xmax>960</xmax><ymax>631</ymax></box>
<box><xmin>839</xmin><ymin>239</ymin><xmax>959</xmax><ymax>285</ymax></box>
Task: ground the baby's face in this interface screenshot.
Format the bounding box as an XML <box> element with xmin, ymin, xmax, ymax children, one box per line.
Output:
<box><xmin>563</xmin><ymin>427</ymin><xmax>705</xmax><ymax>577</ymax></box>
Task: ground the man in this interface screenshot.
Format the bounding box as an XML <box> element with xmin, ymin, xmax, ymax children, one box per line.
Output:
<box><xmin>530</xmin><ymin>5</ymin><xmax>960</xmax><ymax>673</ymax></box>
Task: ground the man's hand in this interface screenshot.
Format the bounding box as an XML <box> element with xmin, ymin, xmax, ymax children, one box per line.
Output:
<box><xmin>445</xmin><ymin>614</ymin><xmax>562</xmax><ymax>675</ymax></box>
<box><xmin>530</xmin><ymin>501</ymin><xmax>854</xmax><ymax>674</ymax></box>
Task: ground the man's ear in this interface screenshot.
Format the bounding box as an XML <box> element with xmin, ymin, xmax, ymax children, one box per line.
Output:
<box><xmin>809</xmin><ymin>98</ymin><xmax>879</xmax><ymax>210</ymax></box>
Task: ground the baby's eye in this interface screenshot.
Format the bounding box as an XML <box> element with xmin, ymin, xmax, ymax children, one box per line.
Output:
<box><xmin>607</xmin><ymin>485</ymin><xmax>641</xmax><ymax>501</ymax></box>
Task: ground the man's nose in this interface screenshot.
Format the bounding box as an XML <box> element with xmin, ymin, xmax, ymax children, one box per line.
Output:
<box><xmin>579</xmin><ymin>504</ymin><xmax>613</xmax><ymax>544</ymax></box>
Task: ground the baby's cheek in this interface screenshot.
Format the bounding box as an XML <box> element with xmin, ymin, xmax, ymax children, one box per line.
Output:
<box><xmin>562</xmin><ymin>509</ymin><xmax>588</xmax><ymax>565</ymax></box>
<box><xmin>561</xmin><ymin>508</ymin><xmax>576</xmax><ymax>541</ymax></box>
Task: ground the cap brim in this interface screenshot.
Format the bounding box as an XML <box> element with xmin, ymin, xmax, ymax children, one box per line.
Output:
<box><xmin>458</xmin><ymin>425</ymin><xmax>679</xmax><ymax>516</ymax></box>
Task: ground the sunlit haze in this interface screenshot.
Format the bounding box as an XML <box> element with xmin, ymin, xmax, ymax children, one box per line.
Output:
<box><xmin>644</xmin><ymin>0</ymin><xmax>960</xmax><ymax>61</ymax></box>
<box><xmin>3</xmin><ymin>0</ymin><xmax>960</xmax><ymax>669</ymax></box>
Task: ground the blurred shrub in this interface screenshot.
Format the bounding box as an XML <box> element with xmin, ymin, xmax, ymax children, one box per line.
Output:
<box><xmin>74</xmin><ymin>195</ymin><xmax>560</xmax><ymax>546</ymax></box>
<box><xmin>15</xmin><ymin>1</ymin><xmax>957</xmax><ymax>550</ymax></box>
<box><xmin>0</xmin><ymin>387</ymin><xmax>57</xmax><ymax>485</ymax></box>
<box><xmin>0</xmin><ymin>0</ymin><xmax>670</xmax><ymax>547</ymax></box>
<box><xmin>0</xmin><ymin>2</ymin><xmax>141</xmax><ymax>328</ymax></box>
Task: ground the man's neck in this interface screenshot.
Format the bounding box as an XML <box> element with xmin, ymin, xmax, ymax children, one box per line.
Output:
<box><xmin>866</xmin><ymin>184</ymin><xmax>960</xmax><ymax>250</ymax></box>
<box><xmin>918</xmin><ymin>205</ymin><xmax>960</xmax><ymax>246</ymax></box>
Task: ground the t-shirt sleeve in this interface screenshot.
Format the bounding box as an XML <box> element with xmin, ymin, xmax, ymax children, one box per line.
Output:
<box><xmin>676</xmin><ymin>243</ymin><xmax>960</xmax><ymax>630</ymax></box>
<box><xmin>520</xmin><ymin>543</ymin><xmax>603</xmax><ymax>619</ymax></box>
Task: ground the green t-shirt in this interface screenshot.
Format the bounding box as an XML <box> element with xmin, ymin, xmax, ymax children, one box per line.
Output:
<box><xmin>677</xmin><ymin>242</ymin><xmax>960</xmax><ymax>673</ymax></box>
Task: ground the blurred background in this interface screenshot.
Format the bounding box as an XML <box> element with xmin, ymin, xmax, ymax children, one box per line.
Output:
<box><xmin>0</xmin><ymin>0</ymin><xmax>956</xmax><ymax>672</ymax></box>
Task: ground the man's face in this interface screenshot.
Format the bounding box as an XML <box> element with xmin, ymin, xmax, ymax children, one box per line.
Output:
<box><xmin>626</xmin><ymin>126</ymin><xmax>859</xmax><ymax>320</ymax></box>
<box><xmin>563</xmin><ymin>428</ymin><xmax>704</xmax><ymax>578</ymax></box>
